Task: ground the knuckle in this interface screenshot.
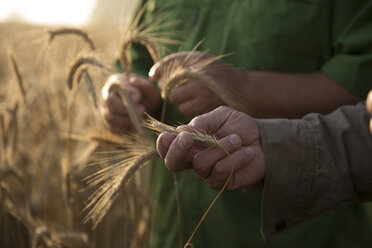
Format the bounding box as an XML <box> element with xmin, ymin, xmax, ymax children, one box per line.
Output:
<box><xmin>214</xmin><ymin>163</ymin><xmax>227</xmax><ymax>175</ymax></box>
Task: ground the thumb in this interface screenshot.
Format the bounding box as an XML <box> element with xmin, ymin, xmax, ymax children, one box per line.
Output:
<box><xmin>148</xmin><ymin>62</ymin><xmax>162</xmax><ymax>82</ymax></box>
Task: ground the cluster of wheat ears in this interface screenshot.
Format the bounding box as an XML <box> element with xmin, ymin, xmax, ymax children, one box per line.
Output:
<box><xmin>0</xmin><ymin>5</ymin><xmax>244</xmax><ymax>248</ymax></box>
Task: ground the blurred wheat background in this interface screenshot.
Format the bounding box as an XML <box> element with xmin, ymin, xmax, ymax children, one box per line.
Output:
<box><xmin>0</xmin><ymin>1</ymin><xmax>158</xmax><ymax>247</ymax></box>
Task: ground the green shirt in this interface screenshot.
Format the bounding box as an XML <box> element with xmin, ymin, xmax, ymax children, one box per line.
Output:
<box><xmin>127</xmin><ymin>0</ymin><xmax>372</xmax><ymax>247</ymax></box>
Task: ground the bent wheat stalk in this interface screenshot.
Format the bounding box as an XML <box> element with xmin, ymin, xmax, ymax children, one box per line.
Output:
<box><xmin>119</xmin><ymin>4</ymin><xmax>181</xmax><ymax>74</ymax></box>
<box><xmin>67</xmin><ymin>55</ymin><xmax>106</xmax><ymax>90</ymax></box>
<box><xmin>47</xmin><ymin>27</ymin><xmax>96</xmax><ymax>51</ymax></box>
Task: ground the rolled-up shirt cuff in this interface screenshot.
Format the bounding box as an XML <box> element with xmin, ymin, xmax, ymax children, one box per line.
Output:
<box><xmin>256</xmin><ymin>118</ymin><xmax>317</xmax><ymax>241</ymax></box>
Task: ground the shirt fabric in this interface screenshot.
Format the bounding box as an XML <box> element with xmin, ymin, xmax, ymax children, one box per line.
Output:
<box><xmin>126</xmin><ymin>0</ymin><xmax>372</xmax><ymax>247</ymax></box>
<box><xmin>257</xmin><ymin>103</ymin><xmax>372</xmax><ymax>241</ymax></box>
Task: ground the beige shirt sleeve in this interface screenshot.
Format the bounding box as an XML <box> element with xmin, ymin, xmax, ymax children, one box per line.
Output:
<box><xmin>256</xmin><ymin>103</ymin><xmax>372</xmax><ymax>241</ymax></box>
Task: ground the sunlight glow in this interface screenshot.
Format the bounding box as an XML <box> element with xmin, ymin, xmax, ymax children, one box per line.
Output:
<box><xmin>0</xmin><ymin>0</ymin><xmax>97</xmax><ymax>26</ymax></box>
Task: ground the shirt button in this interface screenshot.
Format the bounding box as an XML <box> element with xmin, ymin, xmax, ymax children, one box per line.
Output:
<box><xmin>275</xmin><ymin>220</ymin><xmax>287</xmax><ymax>232</ymax></box>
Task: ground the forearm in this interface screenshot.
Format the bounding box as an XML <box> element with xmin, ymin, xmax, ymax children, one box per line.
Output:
<box><xmin>236</xmin><ymin>71</ymin><xmax>362</xmax><ymax>118</ymax></box>
<box><xmin>256</xmin><ymin>103</ymin><xmax>372</xmax><ymax>241</ymax></box>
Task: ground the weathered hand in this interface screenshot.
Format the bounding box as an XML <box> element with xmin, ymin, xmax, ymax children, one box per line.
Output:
<box><xmin>367</xmin><ymin>90</ymin><xmax>372</xmax><ymax>133</ymax></box>
<box><xmin>156</xmin><ymin>106</ymin><xmax>265</xmax><ymax>190</ymax></box>
<box><xmin>101</xmin><ymin>73</ymin><xmax>161</xmax><ymax>134</ymax></box>
<box><xmin>149</xmin><ymin>52</ymin><xmax>239</xmax><ymax>116</ymax></box>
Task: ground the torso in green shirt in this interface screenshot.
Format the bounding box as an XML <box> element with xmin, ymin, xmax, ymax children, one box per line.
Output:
<box><xmin>129</xmin><ymin>0</ymin><xmax>372</xmax><ymax>247</ymax></box>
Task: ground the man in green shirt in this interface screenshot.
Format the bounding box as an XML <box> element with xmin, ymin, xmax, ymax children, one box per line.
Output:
<box><xmin>101</xmin><ymin>0</ymin><xmax>372</xmax><ymax>247</ymax></box>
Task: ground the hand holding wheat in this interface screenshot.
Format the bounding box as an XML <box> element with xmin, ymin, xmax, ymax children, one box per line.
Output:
<box><xmin>157</xmin><ymin>106</ymin><xmax>266</xmax><ymax>190</ymax></box>
<box><xmin>101</xmin><ymin>74</ymin><xmax>160</xmax><ymax>134</ymax></box>
<box><xmin>149</xmin><ymin>51</ymin><xmax>247</xmax><ymax>116</ymax></box>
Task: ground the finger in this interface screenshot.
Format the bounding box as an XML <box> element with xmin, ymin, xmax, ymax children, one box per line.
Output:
<box><xmin>178</xmin><ymin>98</ymin><xmax>205</xmax><ymax>116</ymax></box>
<box><xmin>192</xmin><ymin>134</ymin><xmax>241</xmax><ymax>179</ymax></box>
<box><xmin>148</xmin><ymin>52</ymin><xmax>190</xmax><ymax>81</ymax></box>
<box><xmin>168</xmin><ymin>81</ymin><xmax>194</xmax><ymax>104</ymax></box>
<box><xmin>104</xmin><ymin>105</ymin><xmax>145</xmax><ymax>131</ymax></box>
<box><xmin>205</xmin><ymin>147</ymin><xmax>256</xmax><ymax>190</ymax></box>
<box><xmin>188</xmin><ymin>106</ymin><xmax>234</xmax><ymax>134</ymax></box>
<box><xmin>129</xmin><ymin>75</ymin><xmax>161</xmax><ymax>112</ymax></box>
<box><xmin>367</xmin><ymin>90</ymin><xmax>372</xmax><ymax>114</ymax></box>
<box><xmin>156</xmin><ymin>132</ymin><xmax>176</xmax><ymax>158</ymax></box>
<box><xmin>164</xmin><ymin>132</ymin><xmax>194</xmax><ymax>172</ymax></box>
<box><xmin>129</xmin><ymin>75</ymin><xmax>153</xmax><ymax>94</ymax></box>
<box><xmin>107</xmin><ymin>124</ymin><xmax>129</xmax><ymax>134</ymax></box>
<box><xmin>148</xmin><ymin>62</ymin><xmax>162</xmax><ymax>82</ymax></box>
<box><xmin>105</xmin><ymin>110</ymin><xmax>132</xmax><ymax>127</ymax></box>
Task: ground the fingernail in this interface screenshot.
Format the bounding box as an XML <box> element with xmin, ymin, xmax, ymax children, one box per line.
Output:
<box><xmin>129</xmin><ymin>76</ymin><xmax>136</xmax><ymax>83</ymax></box>
<box><xmin>177</xmin><ymin>134</ymin><xmax>190</xmax><ymax>149</ymax></box>
<box><xmin>245</xmin><ymin>147</ymin><xmax>256</xmax><ymax>157</ymax></box>
<box><xmin>229</xmin><ymin>134</ymin><xmax>241</xmax><ymax>146</ymax></box>
<box><xmin>149</xmin><ymin>66</ymin><xmax>156</xmax><ymax>78</ymax></box>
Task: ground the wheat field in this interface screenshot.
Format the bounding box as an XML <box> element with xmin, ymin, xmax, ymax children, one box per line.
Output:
<box><xmin>0</xmin><ymin>2</ymin><xmax>156</xmax><ymax>246</ymax></box>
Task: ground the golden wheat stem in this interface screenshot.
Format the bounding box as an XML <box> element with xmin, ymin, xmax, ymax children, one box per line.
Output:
<box><xmin>184</xmin><ymin>147</ymin><xmax>234</xmax><ymax>248</ymax></box>
<box><xmin>76</xmin><ymin>68</ymin><xmax>98</xmax><ymax>108</ymax></box>
<box><xmin>8</xmin><ymin>54</ymin><xmax>26</xmax><ymax>104</ymax></box>
<box><xmin>48</xmin><ymin>28</ymin><xmax>96</xmax><ymax>51</ymax></box>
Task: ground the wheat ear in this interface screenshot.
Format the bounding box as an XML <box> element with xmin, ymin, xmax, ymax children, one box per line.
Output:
<box><xmin>8</xmin><ymin>53</ymin><xmax>26</xmax><ymax>104</ymax></box>
<box><xmin>143</xmin><ymin>114</ymin><xmax>221</xmax><ymax>148</ymax></box>
<box><xmin>76</xmin><ymin>68</ymin><xmax>98</xmax><ymax>108</ymax></box>
<box><xmin>83</xmin><ymin>133</ymin><xmax>158</xmax><ymax>228</ymax></box>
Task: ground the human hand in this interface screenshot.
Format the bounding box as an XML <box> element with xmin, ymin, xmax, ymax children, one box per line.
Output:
<box><xmin>156</xmin><ymin>106</ymin><xmax>265</xmax><ymax>190</ymax></box>
<box><xmin>148</xmin><ymin>52</ymin><xmax>240</xmax><ymax>116</ymax></box>
<box><xmin>101</xmin><ymin>73</ymin><xmax>161</xmax><ymax>134</ymax></box>
<box><xmin>367</xmin><ymin>90</ymin><xmax>372</xmax><ymax>133</ymax></box>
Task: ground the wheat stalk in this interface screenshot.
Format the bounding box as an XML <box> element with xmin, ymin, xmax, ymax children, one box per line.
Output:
<box><xmin>67</xmin><ymin>55</ymin><xmax>107</xmax><ymax>90</ymax></box>
<box><xmin>119</xmin><ymin>4</ymin><xmax>181</xmax><ymax>74</ymax></box>
<box><xmin>47</xmin><ymin>27</ymin><xmax>96</xmax><ymax>51</ymax></box>
<box><xmin>8</xmin><ymin>53</ymin><xmax>27</xmax><ymax>105</ymax></box>
<box><xmin>143</xmin><ymin>114</ymin><xmax>222</xmax><ymax>148</ymax></box>
<box><xmin>76</xmin><ymin>67</ymin><xmax>98</xmax><ymax>108</ymax></box>
<box><xmin>158</xmin><ymin>50</ymin><xmax>247</xmax><ymax>113</ymax></box>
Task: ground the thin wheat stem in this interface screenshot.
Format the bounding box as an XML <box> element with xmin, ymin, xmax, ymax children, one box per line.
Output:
<box><xmin>184</xmin><ymin>147</ymin><xmax>234</xmax><ymax>248</ymax></box>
